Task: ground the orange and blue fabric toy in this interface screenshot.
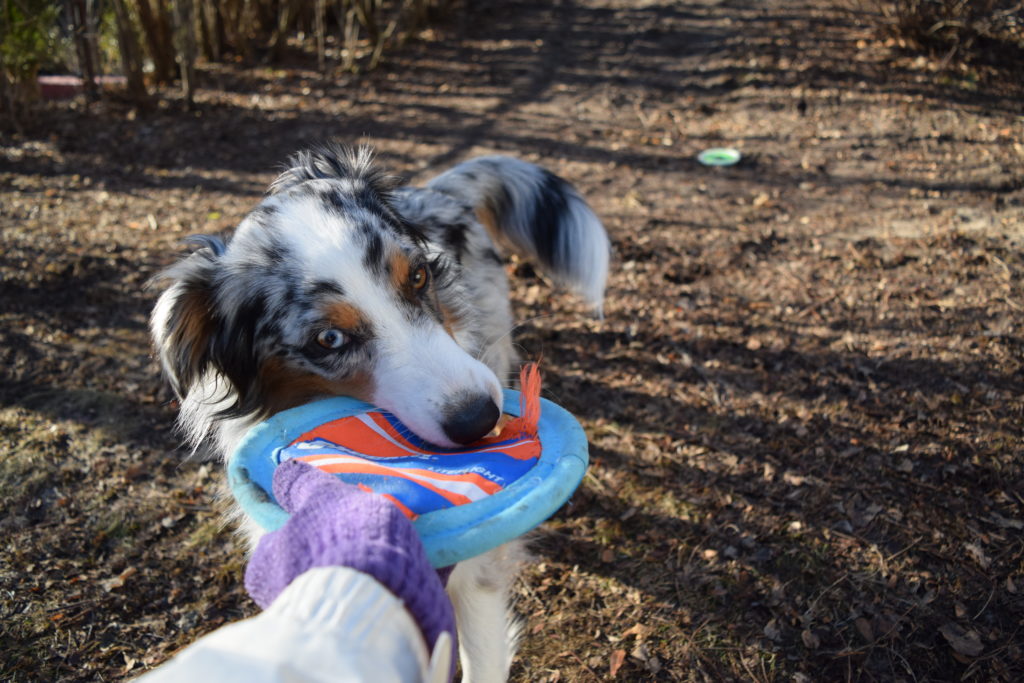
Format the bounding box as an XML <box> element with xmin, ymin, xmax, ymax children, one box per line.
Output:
<box><xmin>229</xmin><ymin>364</ymin><xmax>588</xmax><ymax>568</ymax></box>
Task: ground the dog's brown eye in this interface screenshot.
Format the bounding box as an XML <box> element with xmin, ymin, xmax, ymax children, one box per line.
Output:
<box><xmin>316</xmin><ymin>328</ymin><xmax>347</xmax><ymax>350</ymax></box>
<box><xmin>411</xmin><ymin>265</ymin><xmax>429</xmax><ymax>290</ymax></box>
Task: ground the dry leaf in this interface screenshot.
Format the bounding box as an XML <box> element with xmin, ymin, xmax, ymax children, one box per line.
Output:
<box><xmin>622</xmin><ymin>623</ymin><xmax>650</xmax><ymax>640</ymax></box>
<box><xmin>801</xmin><ymin>629</ymin><xmax>820</xmax><ymax>649</ymax></box>
<box><xmin>939</xmin><ymin>622</ymin><xmax>984</xmax><ymax>657</ymax></box>
<box><xmin>783</xmin><ymin>470</ymin><xmax>807</xmax><ymax>486</ymax></box>
<box><xmin>874</xmin><ymin>611</ymin><xmax>907</xmax><ymax>641</ymax></box>
<box><xmin>161</xmin><ymin>513</ymin><xmax>186</xmax><ymax>529</ymax></box>
<box><xmin>965</xmin><ymin>542</ymin><xmax>992</xmax><ymax>569</ymax></box>
<box><xmin>609</xmin><ymin>649</ymin><xmax>626</xmax><ymax>678</ymax></box>
<box><xmin>989</xmin><ymin>513</ymin><xmax>1023</xmax><ymax>530</ymax></box>
<box><xmin>101</xmin><ymin>567</ymin><xmax>138</xmax><ymax>592</ymax></box>
<box><xmin>855</xmin><ymin>617</ymin><xmax>873</xmax><ymax>642</ymax></box>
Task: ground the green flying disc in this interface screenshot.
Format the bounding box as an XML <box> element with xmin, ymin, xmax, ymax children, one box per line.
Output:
<box><xmin>697</xmin><ymin>148</ymin><xmax>742</xmax><ymax>166</ymax></box>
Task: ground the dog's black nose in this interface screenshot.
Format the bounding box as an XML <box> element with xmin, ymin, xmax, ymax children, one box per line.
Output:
<box><xmin>442</xmin><ymin>394</ymin><xmax>500</xmax><ymax>445</ymax></box>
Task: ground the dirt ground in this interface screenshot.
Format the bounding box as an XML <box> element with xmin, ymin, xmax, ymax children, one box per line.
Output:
<box><xmin>2</xmin><ymin>0</ymin><xmax>1022</xmax><ymax>680</ymax></box>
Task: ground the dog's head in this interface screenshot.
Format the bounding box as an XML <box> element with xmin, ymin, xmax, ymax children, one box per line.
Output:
<box><xmin>151</xmin><ymin>146</ymin><xmax>502</xmax><ymax>448</ymax></box>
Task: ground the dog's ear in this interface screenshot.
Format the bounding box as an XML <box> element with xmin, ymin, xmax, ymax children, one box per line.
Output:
<box><xmin>151</xmin><ymin>236</ymin><xmax>271</xmax><ymax>419</ymax></box>
<box><xmin>150</xmin><ymin>238</ymin><xmax>224</xmax><ymax>400</ymax></box>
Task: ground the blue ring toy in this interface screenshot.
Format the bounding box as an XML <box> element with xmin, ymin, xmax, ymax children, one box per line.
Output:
<box><xmin>227</xmin><ymin>388</ymin><xmax>589</xmax><ymax>567</ymax></box>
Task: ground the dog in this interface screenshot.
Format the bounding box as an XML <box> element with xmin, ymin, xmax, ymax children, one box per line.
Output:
<box><xmin>150</xmin><ymin>144</ymin><xmax>609</xmax><ymax>682</ymax></box>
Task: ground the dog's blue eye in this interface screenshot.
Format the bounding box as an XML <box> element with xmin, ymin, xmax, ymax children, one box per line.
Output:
<box><xmin>315</xmin><ymin>328</ymin><xmax>347</xmax><ymax>350</ymax></box>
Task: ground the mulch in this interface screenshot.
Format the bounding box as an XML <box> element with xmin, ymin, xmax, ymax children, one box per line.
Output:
<box><xmin>2</xmin><ymin>0</ymin><xmax>1022</xmax><ymax>680</ymax></box>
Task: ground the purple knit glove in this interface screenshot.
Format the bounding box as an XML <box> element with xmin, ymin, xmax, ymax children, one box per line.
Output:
<box><xmin>244</xmin><ymin>459</ymin><xmax>456</xmax><ymax>662</ymax></box>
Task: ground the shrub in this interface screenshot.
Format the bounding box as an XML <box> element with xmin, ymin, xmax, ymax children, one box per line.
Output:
<box><xmin>1</xmin><ymin>0</ymin><xmax>458</xmax><ymax>119</ymax></box>
<box><xmin>1</xmin><ymin>1</ymin><xmax>64</xmax><ymax>112</ymax></box>
<box><xmin>865</xmin><ymin>0</ymin><xmax>1023</xmax><ymax>64</ymax></box>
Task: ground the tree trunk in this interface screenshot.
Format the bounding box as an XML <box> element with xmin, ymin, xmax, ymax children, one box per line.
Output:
<box><xmin>315</xmin><ymin>0</ymin><xmax>327</xmax><ymax>71</ymax></box>
<box><xmin>197</xmin><ymin>0</ymin><xmax>214</xmax><ymax>61</ymax></box>
<box><xmin>339</xmin><ymin>0</ymin><xmax>359</xmax><ymax>71</ymax></box>
<box><xmin>0</xmin><ymin>66</ymin><xmax>22</xmax><ymax>133</ymax></box>
<box><xmin>173</xmin><ymin>0</ymin><xmax>197</xmax><ymax>108</ymax></box>
<box><xmin>230</xmin><ymin>0</ymin><xmax>256</xmax><ymax>60</ymax></box>
<box><xmin>111</xmin><ymin>0</ymin><xmax>148</xmax><ymax>99</ymax></box>
<box><xmin>69</xmin><ymin>0</ymin><xmax>100</xmax><ymax>100</ymax></box>
<box><xmin>268</xmin><ymin>0</ymin><xmax>302</xmax><ymax>61</ymax></box>
<box><xmin>136</xmin><ymin>0</ymin><xmax>178</xmax><ymax>82</ymax></box>
<box><xmin>210</xmin><ymin>2</ymin><xmax>227</xmax><ymax>59</ymax></box>
<box><xmin>353</xmin><ymin>0</ymin><xmax>380</xmax><ymax>46</ymax></box>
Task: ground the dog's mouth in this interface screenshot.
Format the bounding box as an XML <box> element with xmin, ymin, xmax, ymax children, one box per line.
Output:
<box><xmin>381</xmin><ymin>376</ymin><xmax>505</xmax><ymax>449</ymax></box>
<box><xmin>375</xmin><ymin>386</ymin><xmax>504</xmax><ymax>450</ymax></box>
<box><xmin>359</xmin><ymin>321</ymin><xmax>506</xmax><ymax>449</ymax></box>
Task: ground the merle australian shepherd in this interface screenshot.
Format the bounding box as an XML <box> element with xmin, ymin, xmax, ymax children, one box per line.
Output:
<box><xmin>150</xmin><ymin>144</ymin><xmax>609</xmax><ymax>682</ymax></box>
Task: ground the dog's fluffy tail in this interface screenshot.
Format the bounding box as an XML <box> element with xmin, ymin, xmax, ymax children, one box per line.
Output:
<box><xmin>427</xmin><ymin>156</ymin><xmax>610</xmax><ymax>312</ymax></box>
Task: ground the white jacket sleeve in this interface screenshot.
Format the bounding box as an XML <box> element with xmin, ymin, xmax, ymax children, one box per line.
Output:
<box><xmin>136</xmin><ymin>566</ymin><xmax>452</xmax><ymax>683</ymax></box>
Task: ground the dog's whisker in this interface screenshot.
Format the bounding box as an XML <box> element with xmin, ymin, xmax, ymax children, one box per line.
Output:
<box><xmin>478</xmin><ymin>313</ymin><xmax>556</xmax><ymax>369</ymax></box>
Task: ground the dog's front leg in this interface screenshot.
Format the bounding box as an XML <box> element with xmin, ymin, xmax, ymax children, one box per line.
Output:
<box><xmin>446</xmin><ymin>541</ymin><xmax>524</xmax><ymax>683</ymax></box>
